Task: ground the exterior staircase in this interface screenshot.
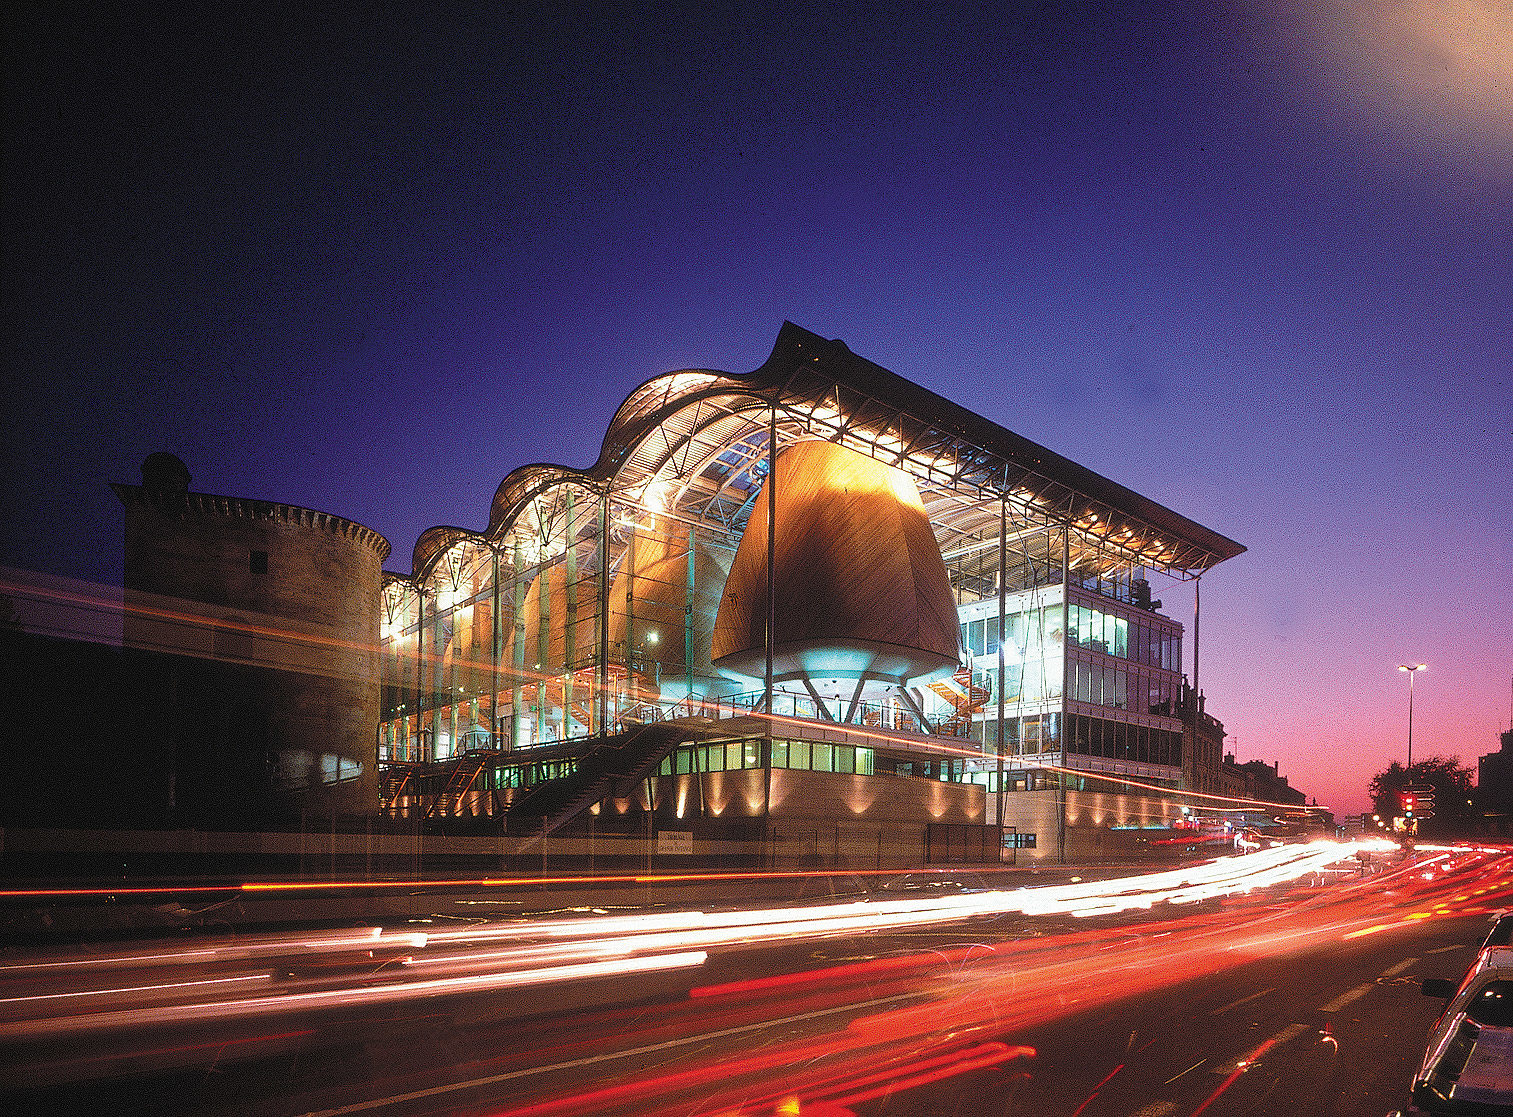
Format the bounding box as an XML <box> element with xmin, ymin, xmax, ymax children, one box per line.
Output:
<box><xmin>379</xmin><ymin>762</ymin><xmax>418</xmax><ymax>811</ymax></box>
<box><xmin>505</xmin><ymin>723</ymin><xmax>689</xmax><ymax>839</ymax></box>
<box><xmin>426</xmin><ymin>751</ymin><xmax>492</xmax><ymax>818</ymax></box>
<box><xmin>928</xmin><ymin>667</ymin><xmax>990</xmax><ymax>738</ymax></box>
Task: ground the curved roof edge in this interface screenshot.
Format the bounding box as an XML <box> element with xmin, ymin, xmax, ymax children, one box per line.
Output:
<box><xmin>485</xmin><ymin>463</ymin><xmax>598</xmax><ymax>541</ymax></box>
<box><xmin>410</xmin><ymin>525</ymin><xmax>487</xmax><ymax>577</ymax></box>
<box><xmin>394</xmin><ymin>321</ymin><xmax>1244</xmax><ymax>585</ymax></box>
<box><xmin>752</xmin><ymin>322</ymin><xmax>1246</xmax><ymax>568</ymax></box>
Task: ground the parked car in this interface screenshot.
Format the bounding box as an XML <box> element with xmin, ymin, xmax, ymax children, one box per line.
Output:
<box><xmin>1478</xmin><ymin>911</ymin><xmax>1513</xmax><ymax>953</ymax></box>
<box><xmin>1392</xmin><ymin>947</ymin><xmax>1513</xmax><ymax>1115</ymax></box>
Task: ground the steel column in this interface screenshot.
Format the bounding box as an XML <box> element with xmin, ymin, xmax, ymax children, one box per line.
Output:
<box><xmin>995</xmin><ymin>488</ymin><xmax>1007</xmax><ymax>833</ymax></box>
<box><xmin>597</xmin><ymin>489</ymin><xmax>610</xmax><ymax>736</ymax></box>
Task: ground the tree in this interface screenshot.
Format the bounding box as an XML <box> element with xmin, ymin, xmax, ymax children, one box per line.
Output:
<box><xmin>1368</xmin><ymin>756</ymin><xmax>1476</xmax><ymax>836</ymax></box>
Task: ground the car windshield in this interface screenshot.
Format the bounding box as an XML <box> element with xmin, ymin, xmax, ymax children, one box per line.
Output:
<box><xmin>1467</xmin><ymin>981</ymin><xmax>1513</xmax><ymax>1028</ymax></box>
<box><xmin>1484</xmin><ymin>918</ymin><xmax>1513</xmax><ymax>949</ymax></box>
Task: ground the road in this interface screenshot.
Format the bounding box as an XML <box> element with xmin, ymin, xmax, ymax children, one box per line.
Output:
<box><xmin>3</xmin><ymin>841</ymin><xmax>1511</xmax><ymax>1117</ymax></box>
<box><xmin>911</xmin><ymin>912</ymin><xmax>1480</xmax><ymax>1116</ymax></box>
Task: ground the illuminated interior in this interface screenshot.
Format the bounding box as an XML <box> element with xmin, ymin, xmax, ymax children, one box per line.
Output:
<box><xmin>377</xmin><ymin>324</ymin><xmax>1243</xmax><ymax>823</ymax></box>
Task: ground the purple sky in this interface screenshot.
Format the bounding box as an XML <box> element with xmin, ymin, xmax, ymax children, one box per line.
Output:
<box><xmin>4</xmin><ymin>2</ymin><xmax>1510</xmax><ymax>817</ymax></box>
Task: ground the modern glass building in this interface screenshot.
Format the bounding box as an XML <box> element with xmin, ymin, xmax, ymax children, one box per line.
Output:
<box><xmin>377</xmin><ymin>324</ymin><xmax>1243</xmax><ymax>857</ymax></box>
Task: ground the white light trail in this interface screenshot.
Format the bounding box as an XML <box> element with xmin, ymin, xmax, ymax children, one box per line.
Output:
<box><xmin>0</xmin><ymin>841</ymin><xmax>1388</xmax><ymax>1046</ymax></box>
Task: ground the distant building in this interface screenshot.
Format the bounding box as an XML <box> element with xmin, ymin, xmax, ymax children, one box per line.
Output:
<box><xmin>1478</xmin><ymin>729</ymin><xmax>1513</xmax><ymax>832</ymax></box>
<box><xmin>1182</xmin><ymin>685</ymin><xmax>1234</xmax><ymax>800</ymax></box>
<box><xmin>1224</xmin><ymin>756</ymin><xmax>1308</xmax><ymax>807</ymax></box>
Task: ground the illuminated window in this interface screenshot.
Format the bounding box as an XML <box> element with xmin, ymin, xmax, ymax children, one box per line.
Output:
<box><xmin>1023</xmin><ymin>717</ymin><xmax>1042</xmax><ymax>753</ymax></box>
<box><xmin>1042</xmin><ymin>608</ymin><xmax>1059</xmax><ymax>648</ymax></box>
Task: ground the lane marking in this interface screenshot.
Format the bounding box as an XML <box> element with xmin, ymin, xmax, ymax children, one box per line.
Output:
<box><xmin>1210</xmin><ymin>987</ymin><xmax>1274</xmax><ymax>1015</ymax></box>
<box><xmin>1193</xmin><ymin>1037</ymin><xmax>1277</xmax><ymax>1115</ymax></box>
<box><xmin>1217</xmin><ymin>1023</ymin><xmax>1307</xmax><ymax>1073</ymax></box>
<box><xmin>1164</xmin><ymin>1058</ymin><xmax>1205</xmax><ymax>1084</ymax></box>
<box><xmin>1320</xmin><ymin>983</ymin><xmax>1374</xmax><ymax>1013</ymax></box>
<box><xmin>293</xmin><ymin>990</ymin><xmax>922</xmax><ymax>1116</ymax></box>
<box><xmin>1260</xmin><ymin>1021</ymin><xmax>1308</xmax><ymax>1053</ymax></box>
<box><xmin>1428</xmin><ymin>945</ymin><xmax>1466</xmax><ymax>955</ymax></box>
<box><xmin>1384</xmin><ymin>957</ymin><xmax>1418</xmax><ymax>976</ymax></box>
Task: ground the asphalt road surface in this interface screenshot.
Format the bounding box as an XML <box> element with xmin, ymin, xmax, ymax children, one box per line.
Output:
<box><xmin>4</xmin><ymin>842</ymin><xmax>1510</xmax><ymax>1117</ymax></box>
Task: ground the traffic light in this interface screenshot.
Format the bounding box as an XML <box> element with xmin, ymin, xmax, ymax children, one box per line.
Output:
<box><xmin>1398</xmin><ymin>784</ymin><xmax>1436</xmax><ymax>821</ymax></box>
<box><xmin>1417</xmin><ymin>787</ymin><xmax>1435</xmax><ymax>820</ymax></box>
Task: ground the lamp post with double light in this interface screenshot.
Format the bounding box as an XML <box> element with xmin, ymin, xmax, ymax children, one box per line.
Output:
<box><xmin>1399</xmin><ymin>663</ymin><xmax>1427</xmax><ymax>771</ymax></box>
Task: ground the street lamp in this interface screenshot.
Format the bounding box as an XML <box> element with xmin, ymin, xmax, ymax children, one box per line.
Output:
<box><xmin>1398</xmin><ymin>663</ymin><xmax>1427</xmax><ymax>771</ymax></box>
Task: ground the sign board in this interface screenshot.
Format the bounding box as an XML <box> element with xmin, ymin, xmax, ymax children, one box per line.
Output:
<box><xmin>656</xmin><ymin>830</ymin><xmax>694</xmax><ymax>855</ymax></box>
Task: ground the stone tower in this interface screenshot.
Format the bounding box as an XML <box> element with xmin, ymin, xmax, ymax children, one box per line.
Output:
<box><xmin>113</xmin><ymin>454</ymin><xmax>390</xmax><ymax>821</ymax></box>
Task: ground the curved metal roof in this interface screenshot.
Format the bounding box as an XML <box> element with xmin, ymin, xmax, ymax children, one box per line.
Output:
<box><xmin>748</xmin><ymin>322</ymin><xmax>1246</xmax><ymax>571</ymax></box>
<box><xmin>393</xmin><ymin>322</ymin><xmax>1244</xmax><ymax>584</ymax></box>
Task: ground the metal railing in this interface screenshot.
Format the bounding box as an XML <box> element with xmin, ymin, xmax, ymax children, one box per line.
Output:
<box><xmin>626</xmin><ymin>687</ymin><xmax>985</xmax><ymax>741</ymax></box>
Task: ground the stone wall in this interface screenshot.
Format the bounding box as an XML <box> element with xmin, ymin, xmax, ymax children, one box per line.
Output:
<box><xmin>113</xmin><ymin>455</ymin><xmax>389</xmax><ymax>820</ymax></box>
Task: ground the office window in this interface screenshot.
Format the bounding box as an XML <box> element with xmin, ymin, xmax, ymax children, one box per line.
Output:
<box><xmin>969</xmin><ymin>618</ymin><xmax>986</xmax><ymax>656</ymax></box>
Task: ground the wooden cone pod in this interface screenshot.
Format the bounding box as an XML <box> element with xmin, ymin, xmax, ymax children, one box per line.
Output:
<box><xmin>711</xmin><ymin>440</ymin><xmax>960</xmax><ymax>685</ymax></box>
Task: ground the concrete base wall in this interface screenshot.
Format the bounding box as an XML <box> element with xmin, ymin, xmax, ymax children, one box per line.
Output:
<box><xmin>996</xmin><ymin>787</ymin><xmax>1186</xmax><ymax>863</ymax></box>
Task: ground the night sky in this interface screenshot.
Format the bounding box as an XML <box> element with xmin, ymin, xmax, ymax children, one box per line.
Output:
<box><xmin>4</xmin><ymin>2</ymin><xmax>1509</xmax><ymax>817</ymax></box>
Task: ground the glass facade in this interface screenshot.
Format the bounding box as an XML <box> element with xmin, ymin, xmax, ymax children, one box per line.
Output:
<box><xmin>380</xmin><ymin>500</ymin><xmax>1190</xmax><ymax>791</ymax></box>
<box><xmin>375</xmin><ymin>327</ymin><xmax>1235</xmax><ymax>821</ymax></box>
<box><xmin>949</xmin><ymin>578</ymin><xmax>1186</xmax><ymax>782</ymax></box>
<box><xmin>379</xmin><ymin>482</ymin><xmax>737</xmax><ymax>765</ymax></box>
<box><xmin>1067</xmin><ymin>599</ymin><xmax>1182</xmax><ymax>717</ymax></box>
<box><xmin>651</xmin><ymin>739</ymin><xmax>876</xmax><ymax>778</ymax></box>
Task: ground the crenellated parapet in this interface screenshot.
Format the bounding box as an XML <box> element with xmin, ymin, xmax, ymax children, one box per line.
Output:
<box><xmin>113</xmin><ymin>482</ymin><xmax>391</xmax><ymax>563</ymax></box>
